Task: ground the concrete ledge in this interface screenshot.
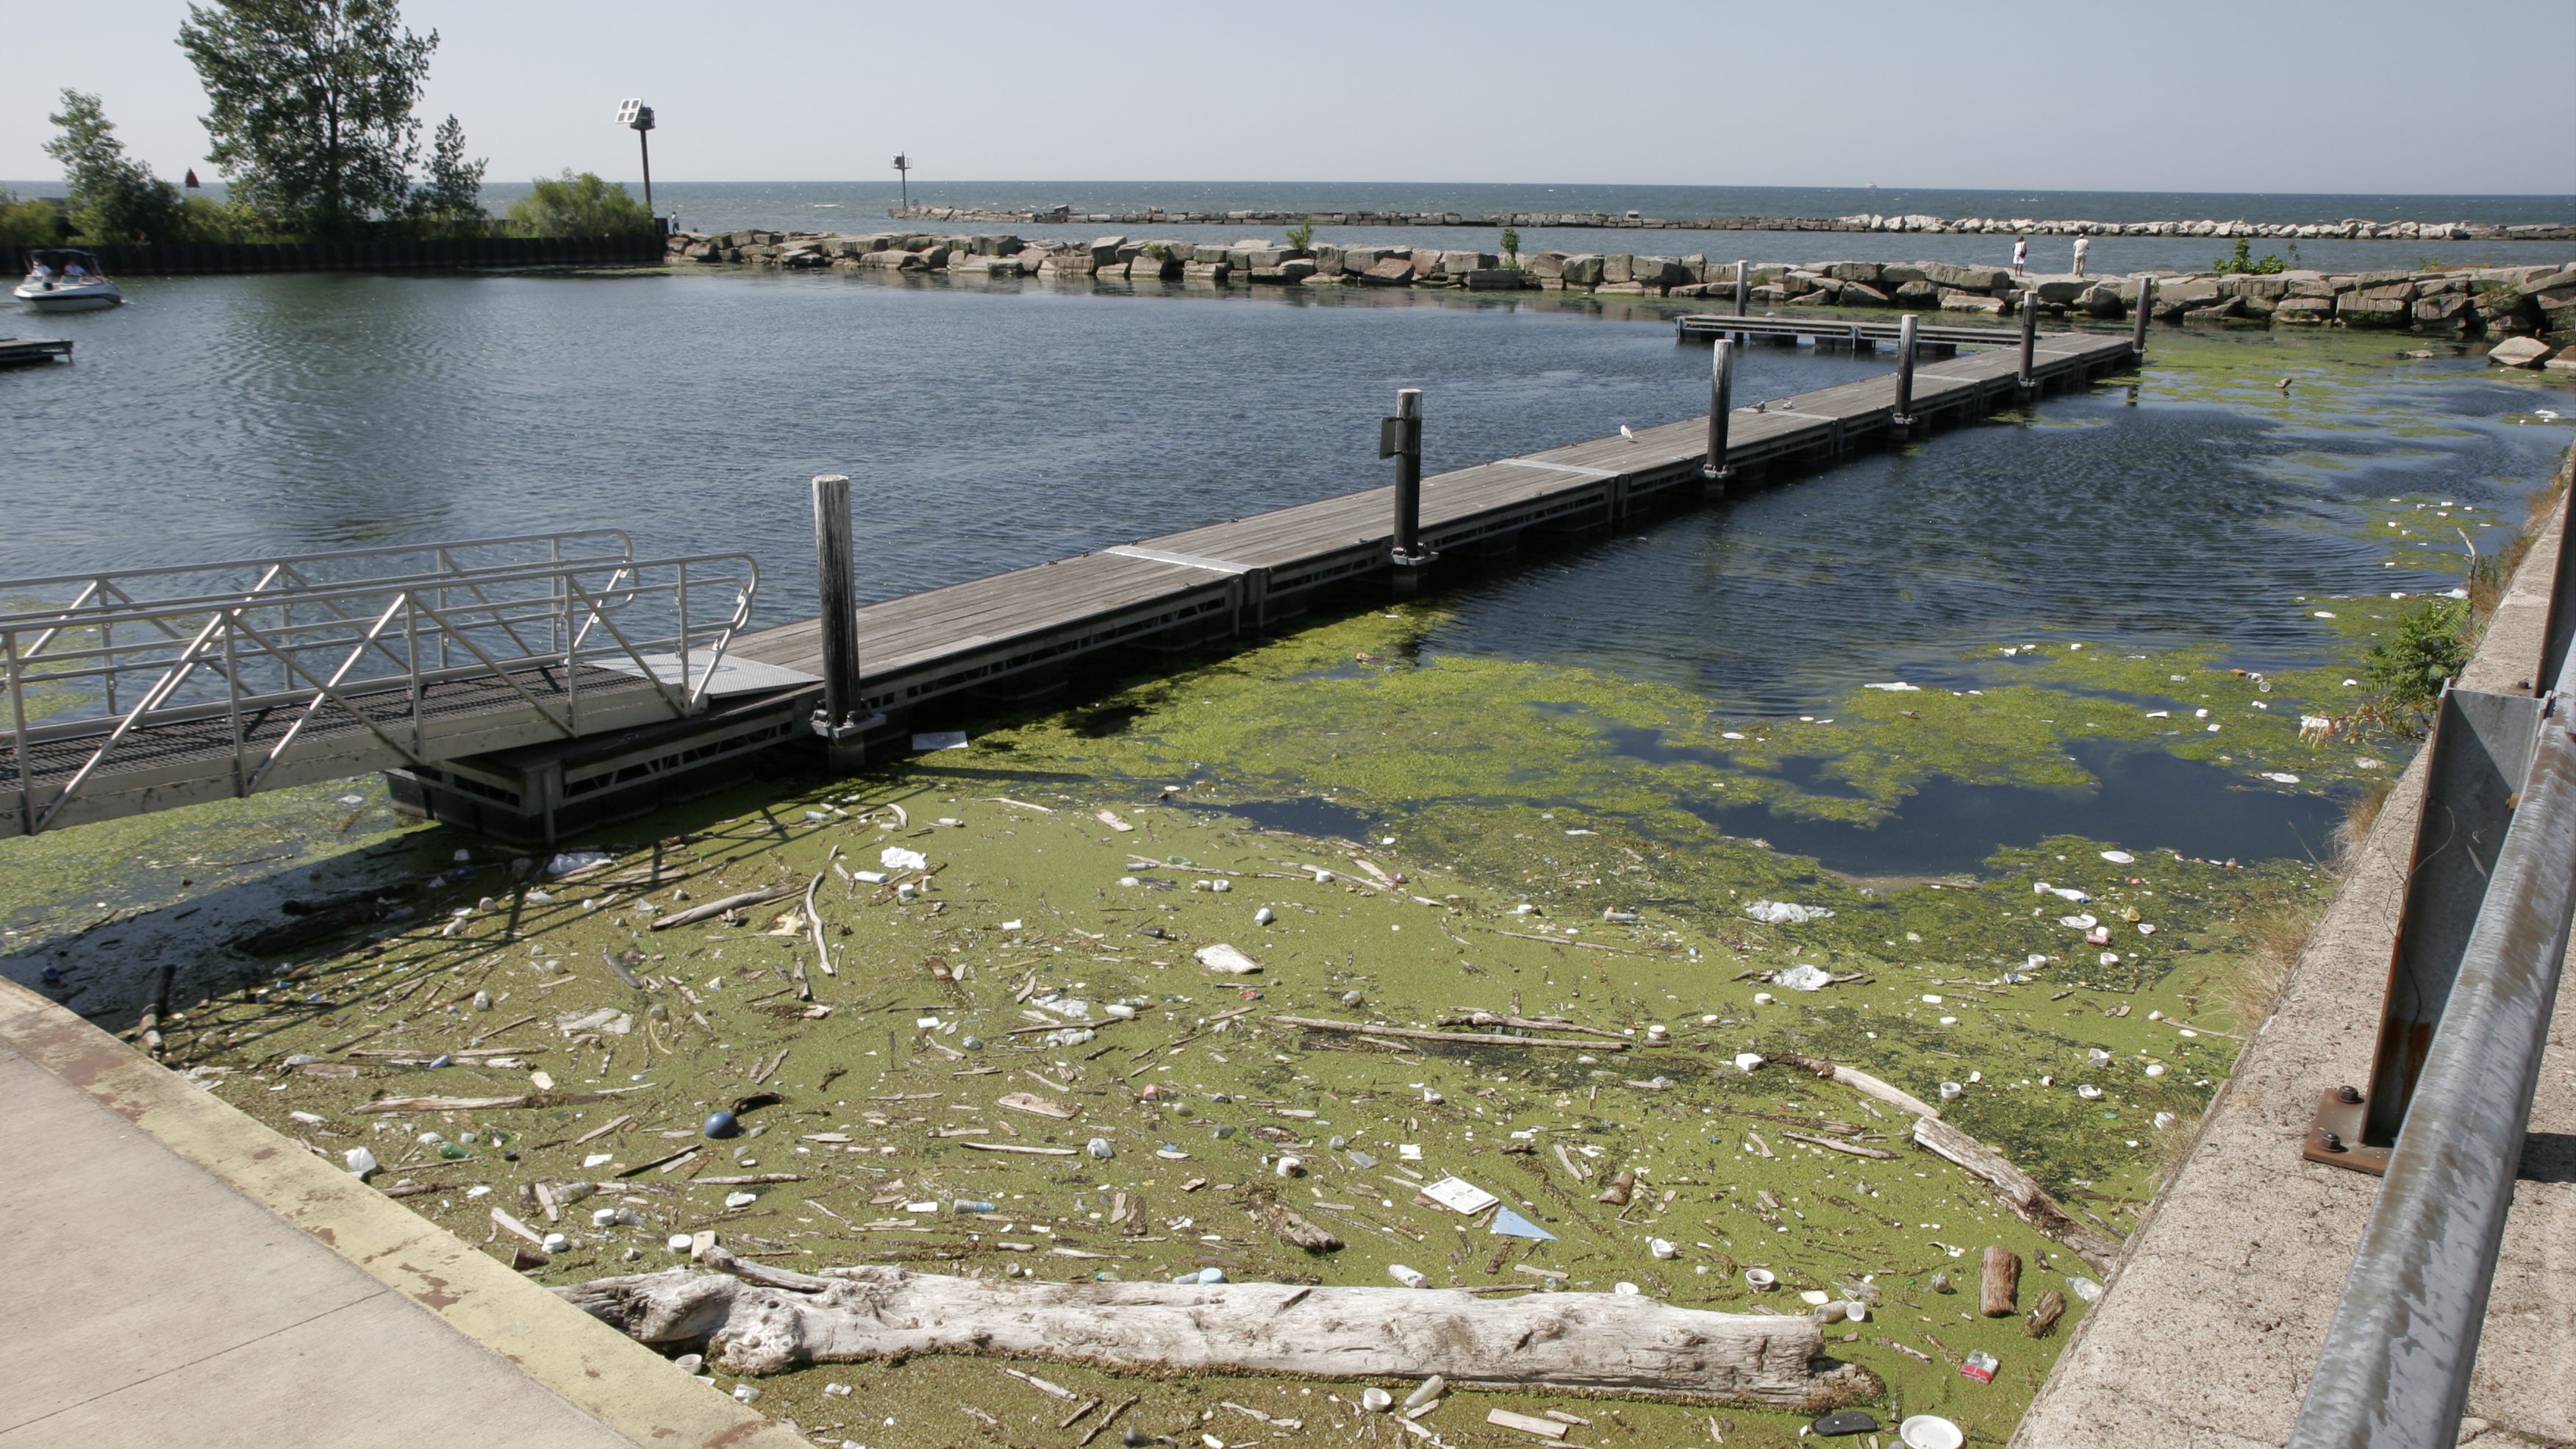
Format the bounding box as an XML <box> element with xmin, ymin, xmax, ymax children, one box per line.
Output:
<box><xmin>0</xmin><ymin>975</ymin><xmax>806</xmax><ymax>1449</ymax></box>
<box><xmin>2012</xmin><ymin>473</ymin><xmax>2576</xmax><ymax>1449</ymax></box>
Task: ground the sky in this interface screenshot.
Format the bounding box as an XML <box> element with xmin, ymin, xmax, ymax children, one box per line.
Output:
<box><xmin>5</xmin><ymin>0</ymin><xmax>2573</xmax><ymax>197</ymax></box>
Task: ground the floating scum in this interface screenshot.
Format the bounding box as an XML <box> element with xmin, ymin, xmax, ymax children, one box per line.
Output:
<box><xmin>144</xmin><ymin>649</ymin><xmax>2357</xmax><ymax>1446</ymax></box>
<box><xmin>50</xmin><ymin>332</ymin><xmax>2564</xmax><ymax>1447</ymax></box>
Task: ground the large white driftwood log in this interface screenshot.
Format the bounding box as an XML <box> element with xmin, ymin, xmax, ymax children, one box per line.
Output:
<box><xmin>558</xmin><ymin>1251</ymin><xmax>1875</xmax><ymax>1408</ymax></box>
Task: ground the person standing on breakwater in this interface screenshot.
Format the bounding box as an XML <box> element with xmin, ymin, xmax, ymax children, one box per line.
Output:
<box><xmin>2011</xmin><ymin>235</ymin><xmax>2029</xmax><ymax>275</ymax></box>
<box><xmin>2072</xmin><ymin>232</ymin><xmax>2089</xmax><ymax>276</ymax></box>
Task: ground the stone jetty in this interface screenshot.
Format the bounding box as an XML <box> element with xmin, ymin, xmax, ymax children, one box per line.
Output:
<box><xmin>884</xmin><ymin>204</ymin><xmax>2573</xmax><ymax>243</ymax></box>
<box><xmin>667</xmin><ymin>229</ymin><xmax>2576</xmax><ymax>353</ymax></box>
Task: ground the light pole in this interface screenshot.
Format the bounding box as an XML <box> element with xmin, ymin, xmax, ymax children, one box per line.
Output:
<box><xmin>617</xmin><ymin>99</ymin><xmax>656</xmax><ymax>219</ymax></box>
<box><xmin>892</xmin><ymin>153</ymin><xmax>911</xmax><ymax>213</ymax></box>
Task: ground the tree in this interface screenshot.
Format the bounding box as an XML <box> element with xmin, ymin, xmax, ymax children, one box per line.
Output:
<box><xmin>1499</xmin><ymin>224</ymin><xmax>1520</xmax><ymax>268</ymax></box>
<box><xmin>505</xmin><ymin>171</ymin><xmax>654</xmax><ymax>237</ymax></box>
<box><xmin>0</xmin><ymin>190</ymin><xmax>67</xmax><ymax>247</ymax></box>
<box><xmin>178</xmin><ymin>0</ymin><xmax>437</xmax><ymax>238</ymax></box>
<box><xmin>43</xmin><ymin>90</ymin><xmax>185</xmax><ymax>243</ymax></box>
<box><xmin>409</xmin><ymin>114</ymin><xmax>486</xmax><ymax>234</ymax></box>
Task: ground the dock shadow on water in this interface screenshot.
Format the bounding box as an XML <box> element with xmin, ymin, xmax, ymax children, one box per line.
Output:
<box><xmin>1691</xmin><ymin>741</ymin><xmax>2349</xmax><ymax>880</ymax></box>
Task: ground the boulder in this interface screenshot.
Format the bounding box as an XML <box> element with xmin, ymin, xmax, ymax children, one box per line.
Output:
<box><xmin>1601</xmin><ymin>254</ymin><xmax>1635</xmax><ymax>284</ymax></box>
<box><xmin>2272</xmin><ymin>295</ymin><xmax>2336</xmax><ymax>324</ymax></box>
<box><xmin>1440</xmin><ymin>249</ymin><xmax>1497</xmax><ymax>275</ymax></box>
<box><xmin>2489</xmin><ymin>336</ymin><xmax>2555</xmax><ymax>367</ymax></box>
<box><xmin>1826</xmin><ymin>261</ymin><xmax>1883</xmax><ymax>285</ymax></box>
<box><xmin>1836</xmin><ymin>280</ymin><xmax>1889</xmax><ymax>306</ymax></box>
<box><xmin>2414</xmin><ymin>293</ymin><xmax>2475</xmax><ymax>329</ymax></box>
<box><xmin>1747</xmin><ymin>284</ymin><xmax>1795</xmax><ymax>303</ymax></box>
<box><xmin>1526</xmin><ymin>251</ymin><xmax>1569</xmax><ymax>279</ymax></box>
<box><xmin>1881</xmin><ymin>263</ymin><xmax>1928</xmax><ymax>287</ymax></box>
<box><xmin>1463</xmin><ymin>268</ymin><xmax>1529</xmax><ymax>290</ymax></box>
<box><xmin>2029</xmin><ymin>273</ymin><xmax>2091</xmax><ymax>304</ymax></box>
<box><xmin>1632</xmin><ymin>256</ymin><xmax>1689</xmax><ymax>287</ymax></box>
<box><xmin>2183</xmin><ymin>297</ymin><xmax>2247</xmax><ymax>324</ymax></box>
<box><xmin>1191</xmin><ymin>245</ymin><xmax>1231</xmax><ymax>264</ymax></box>
<box><xmin>1339</xmin><ymin>246</ymin><xmax>1394</xmax><ymax>276</ymax></box>
<box><xmin>1595</xmin><ymin>281</ymin><xmax>1653</xmax><ymax>295</ymax></box>
<box><xmin>1891</xmin><ymin>279</ymin><xmax>1940</xmax><ymax>307</ymax></box>
<box><xmin>1937</xmin><ymin>288</ymin><xmax>2006</xmax><ymax>313</ymax></box>
<box><xmin>2338</xmin><ymin>287</ymin><xmax>2412</xmax><ymax>327</ymax></box>
<box><xmin>1251</xmin><ymin>260</ymin><xmax>1318</xmax><ymax>284</ymax></box>
<box><xmin>1181</xmin><ymin>260</ymin><xmax>1231</xmax><ymax>285</ymax></box>
<box><xmin>1559</xmin><ymin>254</ymin><xmax>1606</xmax><ymax>286</ymax></box>
<box><xmin>1922</xmin><ymin>262</ymin><xmax>2013</xmax><ymax>293</ymax></box>
<box><xmin>1362</xmin><ymin>256</ymin><xmax>1417</xmax><ymax>285</ymax></box>
<box><xmin>2544</xmin><ymin>357</ymin><xmax>2576</xmax><ymax>375</ymax></box>
<box><xmin>2078</xmin><ymin>284</ymin><xmax>2125</xmax><ymax>318</ymax></box>
<box><xmin>1130</xmin><ymin>248</ymin><xmax>1178</xmax><ymax>281</ymax></box>
<box><xmin>2515</xmin><ymin>268</ymin><xmax>2576</xmax><ymax>297</ymax></box>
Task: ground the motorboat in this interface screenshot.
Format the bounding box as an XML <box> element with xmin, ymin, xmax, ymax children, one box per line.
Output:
<box><xmin>14</xmin><ymin>248</ymin><xmax>123</xmax><ymax>311</ymax></box>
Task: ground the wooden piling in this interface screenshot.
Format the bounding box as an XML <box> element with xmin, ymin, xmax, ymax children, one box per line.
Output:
<box><xmin>809</xmin><ymin>473</ymin><xmax>867</xmax><ymax>767</ymax></box>
<box><xmin>1733</xmin><ymin>260</ymin><xmax>1749</xmax><ymax>318</ymax></box>
<box><xmin>1892</xmin><ymin>314</ymin><xmax>1918</xmax><ymax>435</ymax></box>
<box><xmin>1385</xmin><ymin>388</ymin><xmax>1430</xmax><ymax>593</ymax></box>
<box><xmin>2018</xmin><ymin>294</ymin><xmax>2039</xmax><ymax>389</ymax></box>
<box><xmin>1703</xmin><ymin>340</ymin><xmax>1734</xmax><ymax>490</ymax></box>
<box><xmin>2132</xmin><ymin>274</ymin><xmax>2155</xmax><ymax>353</ymax></box>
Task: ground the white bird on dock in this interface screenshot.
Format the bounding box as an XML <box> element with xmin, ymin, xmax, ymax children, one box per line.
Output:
<box><xmin>1619</xmin><ymin>424</ymin><xmax>1636</xmax><ymax>443</ymax></box>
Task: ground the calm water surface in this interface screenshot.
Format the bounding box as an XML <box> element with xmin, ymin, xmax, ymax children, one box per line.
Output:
<box><xmin>6</xmin><ymin>267</ymin><xmax>2570</xmax><ymax>868</ymax></box>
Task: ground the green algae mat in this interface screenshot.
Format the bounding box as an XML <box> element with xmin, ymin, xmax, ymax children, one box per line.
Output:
<box><xmin>4</xmin><ymin>324</ymin><xmax>2570</xmax><ymax>1449</ymax></box>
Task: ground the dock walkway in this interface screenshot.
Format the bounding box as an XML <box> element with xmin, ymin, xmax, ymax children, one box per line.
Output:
<box><xmin>736</xmin><ymin>326</ymin><xmax>2137</xmax><ymax>717</ymax></box>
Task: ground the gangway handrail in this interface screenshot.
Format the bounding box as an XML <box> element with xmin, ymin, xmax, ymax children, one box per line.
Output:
<box><xmin>0</xmin><ymin>528</ymin><xmax>635</xmax><ymax>601</ymax></box>
<box><xmin>2</xmin><ymin>545</ymin><xmax>758</xmax><ymax>836</ymax></box>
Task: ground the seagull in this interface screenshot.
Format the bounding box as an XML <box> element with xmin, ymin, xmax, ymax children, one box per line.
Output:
<box><xmin>2538</xmin><ymin>409</ymin><xmax>2562</xmax><ymax>421</ymax></box>
<box><xmin>1619</xmin><ymin>424</ymin><xmax>1636</xmax><ymax>443</ymax></box>
<box><xmin>2278</xmin><ymin>377</ymin><xmax>2294</xmax><ymax>393</ymax></box>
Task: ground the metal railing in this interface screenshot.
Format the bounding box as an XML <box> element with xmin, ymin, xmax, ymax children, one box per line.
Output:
<box><xmin>2287</xmin><ymin>497</ymin><xmax>2576</xmax><ymax>1448</ymax></box>
<box><xmin>1</xmin><ymin>532</ymin><xmax>758</xmax><ymax>835</ymax></box>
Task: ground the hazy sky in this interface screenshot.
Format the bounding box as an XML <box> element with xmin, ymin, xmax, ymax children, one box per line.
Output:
<box><xmin>7</xmin><ymin>0</ymin><xmax>2573</xmax><ymax>196</ymax></box>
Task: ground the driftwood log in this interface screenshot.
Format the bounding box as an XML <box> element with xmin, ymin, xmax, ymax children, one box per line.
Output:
<box><xmin>1764</xmin><ymin>1051</ymin><xmax>1942</xmax><ymax>1120</ymax></box>
<box><xmin>558</xmin><ymin>1251</ymin><xmax>1875</xmax><ymax>1408</ymax></box>
<box><xmin>649</xmin><ymin>883</ymin><xmax>801</xmax><ymax>931</ymax></box>
<box><xmin>1980</xmin><ymin>1246</ymin><xmax>2022</xmax><ymax>1317</ymax></box>
<box><xmin>1911</xmin><ymin>1115</ymin><xmax>2122</xmax><ymax>1273</ymax></box>
<box><xmin>1270</xmin><ymin>1015</ymin><xmax>1628</xmax><ymax>1051</ymax></box>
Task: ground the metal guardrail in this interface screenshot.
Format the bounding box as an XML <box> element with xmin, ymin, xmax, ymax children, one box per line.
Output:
<box><xmin>0</xmin><ymin>532</ymin><xmax>757</xmax><ymax>834</ymax></box>
<box><xmin>2287</xmin><ymin>499</ymin><xmax>2576</xmax><ymax>1448</ymax></box>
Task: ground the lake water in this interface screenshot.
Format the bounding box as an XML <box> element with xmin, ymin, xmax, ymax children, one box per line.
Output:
<box><xmin>6</xmin><ymin>263</ymin><xmax>2572</xmax><ymax>870</ymax></box>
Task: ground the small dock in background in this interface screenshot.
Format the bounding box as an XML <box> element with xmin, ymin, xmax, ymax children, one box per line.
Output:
<box><xmin>0</xmin><ymin>337</ymin><xmax>74</xmax><ymax>367</ymax></box>
<box><xmin>735</xmin><ymin>321</ymin><xmax>2141</xmax><ymax>732</ymax></box>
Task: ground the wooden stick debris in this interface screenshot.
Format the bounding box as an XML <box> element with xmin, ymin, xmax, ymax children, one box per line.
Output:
<box><xmin>648</xmin><ymin>883</ymin><xmax>800</xmax><ymax>931</ymax></box>
<box><xmin>1911</xmin><ymin>1115</ymin><xmax>2122</xmax><ymax>1273</ymax></box>
<box><xmin>1764</xmin><ymin>1050</ymin><xmax>1943</xmax><ymax>1120</ymax></box>
<box><xmin>1270</xmin><ymin>1015</ymin><xmax>1628</xmax><ymax>1051</ymax></box>
<box><xmin>1778</xmin><ymin>1131</ymin><xmax>1896</xmax><ymax>1160</ymax></box>
<box><xmin>1078</xmin><ymin>1395</ymin><xmax>1140</xmax><ymax>1445</ymax></box>
<box><xmin>1980</xmin><ymin>1246</ymin><xmax>2021</xmax><ymax>1317</ymax></box>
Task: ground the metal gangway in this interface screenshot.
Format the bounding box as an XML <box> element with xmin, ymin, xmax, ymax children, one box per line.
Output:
<box><xmin>0</xmin><ymin>531</ymin><xmax>759</xmax><ymax>836</ymax></box>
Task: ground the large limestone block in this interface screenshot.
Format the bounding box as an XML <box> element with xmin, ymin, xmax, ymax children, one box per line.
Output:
<box><xmin>1559</xmin><ymin>254</ymin><xmax>1606</xmax><ymax>286</ymax></box>
<box><xmin>1921</xmin><ymin>262</ymin><xmax>2012</xmax><ymax>293</ymax></box>
<box><xmin>1937</xmin><ymin>288</ymin><xmax>2006</xmax><ymax>313</ymax></box>
<box><xmin>1632</xmin><ymin>256</ymin><xmax>1688</xmax><ymax>287</ymax></box>
<box><xmin>2272</xmin><ymin>295</ymin><xmax>2337</xmax><ymax>323</ymax></box>
<box><xmin>1362</xmin><ymin>255</ymin><xmax>1417</xmax><ymax>285</ymax></box>
<box><xmin>2489</xmin><ymin>336</ymin><xmax>2555</xmax><ymax>367</ymax></box>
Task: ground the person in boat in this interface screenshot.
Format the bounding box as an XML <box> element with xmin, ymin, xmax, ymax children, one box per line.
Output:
<box><xmin>62</xmin><ymin>258</ymin><xmax>87</xmax><ymax>280</ymax></box>
<box><xmin>27</xmin><ymin>260</ymin><xmax>54</xmax><ymax>285</ymax></box>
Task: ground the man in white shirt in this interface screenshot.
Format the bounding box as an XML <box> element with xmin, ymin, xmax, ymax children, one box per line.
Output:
<box><xmin>2072</xmin><ymin>234</ymin><xmax>2091</xmax><ymax>277</ymax></box>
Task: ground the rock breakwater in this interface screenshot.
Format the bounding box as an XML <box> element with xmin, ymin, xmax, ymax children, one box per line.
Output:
<box><xmin>668</xmin><ymin>229</ymin><xmax>2576</xmax><ymax>348</ymax></box>
<box><xmin>885</xmin><ymin>204</ymin><xmax>2573</xmax><ymax>243</ymax></box>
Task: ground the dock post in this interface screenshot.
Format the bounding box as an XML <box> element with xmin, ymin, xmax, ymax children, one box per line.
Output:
<box><xmin>1383</xmin><ymin>387</ymin><xmax>1434</xmax><ymax>595</ymax></box>
<box><xmin>1733</xmin><ymin>260</ymin><xmax>1749</xmax><ymax>318</ymax></box>
<box><xmin>809</xmin><ymin>473</ymin><xmax>877</xmax><ymax>769</ymax></box>
<box><xmin>1702</xmin><ymin>339</ymin><xmax>1734</xmax><ymax>495</ymax></box>
<box><xmin>1892</xmin><ymin>314</ymin><xmax>1918</xmax><ymax>440</ymax></box>
<box><xmin>2131</xmin><ymin>274</ymin><xmax>2155</xmax><ymax>356</ymax></box>
<box><xmin>2017</xmin><ymin>291</ymin><xmax>2039</xmax><ymax>392</ymax></box>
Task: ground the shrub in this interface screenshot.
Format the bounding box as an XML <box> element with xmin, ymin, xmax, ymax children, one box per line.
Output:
<box><xmin>1285</xmin><ymin>216</ymin><xmax>1313</xmax><ymax>251</ymax></box>
<box><xmin>2213</xmin><ymin>236</ymin><xmax>2284</xmax><ymax>276</ymax></box>
<box><xmin>2361</xmin><ymin>596</ymin><xmax>2471</xmax><ymax>731</ymax></box>
<box><xmin>0</xmin><ymin>190</ymin><xmax>64</xmax><ymax>246</ymax></box>
<box><xmin>504</xmin><ymin>171</ymin><xmax>652</xmax><ymax>237</ymax></box>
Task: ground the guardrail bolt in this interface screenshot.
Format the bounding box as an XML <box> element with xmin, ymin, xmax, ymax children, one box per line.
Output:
<box><xmin>2320</xmin><ymin>1131</ymin><xmax>2347</xmax><ymax>1153</ymax></box>
<box><xmin>2335</xmin><ymin>1085</ymin><xmax>2363</xmax><ymax>1105</ymax></box>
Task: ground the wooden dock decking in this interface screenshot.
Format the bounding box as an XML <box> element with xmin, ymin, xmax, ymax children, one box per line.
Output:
<box><xmin>0</xmin><ymin>337</ymin><xmax>74</xmax><ymax>367</ymax></box>
<box><xmin>733</xmin><ymin>326</ymin><xmax>2139</xmax><ymax>720</ymax></box>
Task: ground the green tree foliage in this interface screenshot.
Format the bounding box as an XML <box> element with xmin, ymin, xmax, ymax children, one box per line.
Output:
<box><xmin>179</xmin><ymin>0</ymin><xmax>437</xmax><ymax>238</ymax></box>
<box><xmin>407</xmin><ymin>114</ymin><xmax>486</xmax><ymax>235</ymax></box>
<box><xmin>1285</xmin><ymin>215</ymin><xmax>1314</xmax><ymax>251</ymax></box>
<box><xmin>1498</xmin><ymin>224</ymin><xmax>1520</xmax><ymax>268</ymax></box>
<box><xmin>2212</xmin><ymin>236</ymin><xmax>2284</xmax><ymax>276</ymax></box>
<box><xmin>43</xmin><ymin>90</ymin><xmax>186</xmax><ymax>243</ymax></box>
<box><xmin>0</xmin><ymin>190</ymin><xmax>65</xmax><ymax>246</ymax></box>
<box><xmin>504</xmin><ymin>171</ymin><xmax>654</xmax><ymax>237</ymax></box>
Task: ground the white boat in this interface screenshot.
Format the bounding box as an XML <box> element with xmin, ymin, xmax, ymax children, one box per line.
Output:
<box><xmin>14</xmin><ymin>249</ymin><xmax>123</xmax><ymax>312</ymax></box>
